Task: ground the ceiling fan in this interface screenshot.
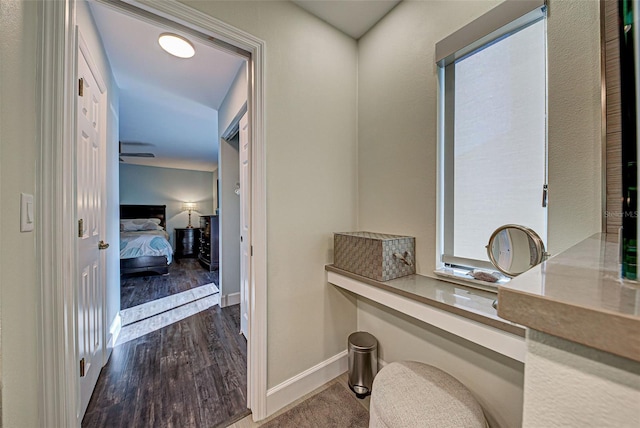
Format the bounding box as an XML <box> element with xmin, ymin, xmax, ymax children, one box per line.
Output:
<box><xmin>119</xmin><ymin>141</ymin><xmax>155</xmax><ymax>162</ymax></box>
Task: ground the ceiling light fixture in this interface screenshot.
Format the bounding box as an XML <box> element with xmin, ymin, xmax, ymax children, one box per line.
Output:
<box><xmin>158</xmin><ymin>33</ymin><xmax>195</xmax><ymax>58</ymax></box>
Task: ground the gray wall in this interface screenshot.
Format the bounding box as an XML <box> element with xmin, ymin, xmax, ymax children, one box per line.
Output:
<box><xmin>0</xmin><ymin>1</ymin><xmax>120</xmax><ymax>424</ymax></box>
<box><xmin>219</xmin><ymin>135</ymin><xmax>241</xmax><ymax>301</ymax></box>
<box><xmin>185</xmin><ymin>0</ymin><xmax>359</xmax><ymax>389</ymax></box>
<box><xmin>0</xmin><ymin>2</ymin><xmax>40</xmax><ymax>425</ymax></box>
<box><xmin>119</xmin><ymin>163</ymin><xmax>214</xmax><ymax>248</ymax></box>
<box><xmin>218</xmin><ymin>64</ymin><xmax>246</xmax><ymax>301</ymax></box>
<box><xmin>0</xmin><ymin>1</ymin><xmax>607</xmax><ymax>425</ymax></box>
<box><xmin>356</xmin><ymin>0</ymin><xmax>602</xmax><ymax>426</ymax></box>
<box><xmin>218</xmin><ymin>63</ymin><xmax>247</xmax><ymax>140</ymax></box>
<box><xmin>357</xmin><ymin>3</ymin><xmax>520</xmax><ymax>425</ymax></box>
<box><xmin>1</xmin><ymin>2</ymin><xmax>359</xmax><ymax>421</ymax></box>
<box><xmin>523</xmin><ymin>330</ymin><xmax>640</xmax><ymax>427</ymax></box>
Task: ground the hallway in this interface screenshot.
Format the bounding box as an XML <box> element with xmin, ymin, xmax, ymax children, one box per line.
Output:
<box><xmin>82</xmin><ymin>304</ymin><xmax>249</xmax><ymax>427</ymax></box>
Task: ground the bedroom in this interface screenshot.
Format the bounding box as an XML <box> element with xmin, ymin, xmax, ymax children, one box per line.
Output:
<box><xmin>79</xmin><ymin>1</ymin><xmax>252</xmax><ymax>425</ymax></box>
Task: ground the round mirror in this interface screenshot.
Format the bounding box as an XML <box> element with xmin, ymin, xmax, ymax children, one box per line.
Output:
<box><xmin>486</xmin><ymin>225</ymin><xmax>547</xmax><ymax>277</ymax></box>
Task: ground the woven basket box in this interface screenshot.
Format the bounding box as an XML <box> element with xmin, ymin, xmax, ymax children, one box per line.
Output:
<box><xmin>334</xmin><ymin>232</ymin><xmax>415</xmax><ymax>281</ymax></box>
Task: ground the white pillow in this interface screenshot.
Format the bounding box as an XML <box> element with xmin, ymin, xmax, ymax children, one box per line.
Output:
<box><xmin>120</xmin><ymin>218</ymin><xmax>163</xmax><ymax>231</ymax></box>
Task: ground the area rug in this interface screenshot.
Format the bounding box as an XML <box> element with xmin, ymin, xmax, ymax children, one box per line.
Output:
<box><xmin>261</xmin><ymin>383</ymin><xmax>370</xmax><ymax>428</ymax></box>
<box><xmin>120</xmin><ymin>282</ymin><xmax>219</xmax><ymax>325</ymax></box>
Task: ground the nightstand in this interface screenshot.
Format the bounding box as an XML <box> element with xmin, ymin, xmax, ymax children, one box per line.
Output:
<box><xmin>174</xmin><ymin>228</ymin><xmax>200</xmax><ymax>260</ymax></box>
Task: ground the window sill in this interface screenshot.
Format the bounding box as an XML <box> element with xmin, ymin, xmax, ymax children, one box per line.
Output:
<box><xmin>325</xmin><ymin>265</ymin><xmax>526</xmax><ymax>362</ymax></box>
<box><xmin>433</xmin><ymin>268</ymin><xmax>508</xmax><ymax>293</ymax></box>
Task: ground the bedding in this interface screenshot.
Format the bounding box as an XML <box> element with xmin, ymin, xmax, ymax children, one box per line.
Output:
<box><xmin>120</xmin><ymin>218</ymin><xmax>163</xmax><ymax>232</ymax></box>
<box><xmin>120</xmin><ymin>229</ymin><xmax>173</xmax><ymax>264</ymax></box>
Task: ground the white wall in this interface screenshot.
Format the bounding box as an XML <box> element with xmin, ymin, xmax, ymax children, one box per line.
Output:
<box><xmin>119</xmin><ymin>163</ymin><xmax>214</xmax><ymax>247</ymax></box>
<box><xmin>219</xmin><ymin>135</ymin><xmax>241</xmax><ymax>301</ymax></box>
<box><xmin>0</xmin><ymin>1</ymin><xmax>39</xmax><ymax>425</ymax></box>
<box><xmin>523</xmin><ymin>330</ymin><xmax>640</xmax><ymax>427</ymax></box>
<box><xmin>181</xmin><ymin>0</ymin><xmax>359</xmax><ymax>389</ymax></box>
<box><xmin>356</xmin><ymin>1</ymin><xmax>602</xmax><ymax>427</ymax></box>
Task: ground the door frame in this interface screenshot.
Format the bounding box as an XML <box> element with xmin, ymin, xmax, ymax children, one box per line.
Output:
<box><xmin>36</xmin><ymin>0</ymin><xmax>268</xmax><ymax>425</ymax></box>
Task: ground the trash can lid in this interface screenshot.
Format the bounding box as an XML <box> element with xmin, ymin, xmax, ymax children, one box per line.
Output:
<box><xmin>348</xmin><ymin>331</ymin><xmax>377</xmax><ymax>351</ymax></box>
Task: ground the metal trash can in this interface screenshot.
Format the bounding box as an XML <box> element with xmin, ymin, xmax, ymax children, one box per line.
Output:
<box><xmin>348</xmin><ymin>331</ymin><xmax>378</xmax><ymax>398</ymax></box>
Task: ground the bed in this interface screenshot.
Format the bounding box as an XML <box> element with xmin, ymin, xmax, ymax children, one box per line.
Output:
<box><xmin>120</xmin><ymin>204</ymin><xmax>173</xmax><ymax>276</ymax></box>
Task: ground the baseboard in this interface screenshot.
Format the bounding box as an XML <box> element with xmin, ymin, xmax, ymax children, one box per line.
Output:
<box><xmin>221</xmin><ymin>292</ymin><xmax>241</xmax><ymax>307</ymax></box>
<box><xmin>107</xmin><ymin>312</ymin><xmax>122</xmax><ymax>352</ymax></box>
<box><xmin>266</xmin><ymin>350</ymin><xmax>348</xmax><ymax>416</ymax></box>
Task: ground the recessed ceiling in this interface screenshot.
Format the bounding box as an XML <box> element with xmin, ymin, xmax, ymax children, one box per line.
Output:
<box><xmin>291</xmin><ymin>0</ymin><xmax>401</xmax><ymax>39</ymax></box>
<box><xmin>89</xmin><ymin>2</ymin><xmax>246</xmax><ymax>172</ymax></box>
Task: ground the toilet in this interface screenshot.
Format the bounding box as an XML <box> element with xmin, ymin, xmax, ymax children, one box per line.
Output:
<box><xmin>369</xmin><ymin>361</ymin><xmax>487</xmax><ymax>428</ymax></box>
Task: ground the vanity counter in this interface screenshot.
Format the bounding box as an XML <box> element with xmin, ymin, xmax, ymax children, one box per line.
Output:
<box><xmin>498</xmin><ymin>233</ymin><xmax>640</xmax><ymax>362</ymax></box>
<box><xmin>326</xmin><ymin>265</ymin><xmax>526</xmax><ymax>362</ymax></box>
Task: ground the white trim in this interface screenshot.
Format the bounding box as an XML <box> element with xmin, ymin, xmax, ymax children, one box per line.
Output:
<box><xmin>328</xmin><ymin>271</ymin><xmax>526</xmax><ymax>363</ymax></box>
<box><xmin>39</xmin><ymin>0</ymin><xmax>269</xmax><ymax>423</ymax></box>
<box><xmin>266</xmin><ymin>351</ymin><xmax>348</xmax><ymax>416</ymax></box>
<box><xmin>37</xmin><ymin>0</ymin><xmax>78</xmax><ymax>426</ymax></box>
<box><xmin>221</xmin><ymin>292</ymin><xmax>241</xmax><ymax>307</ymax></box>
<box><xmin>107</xmin><ymin>313</ymin><xmax>122</xmax><ymax>351</ymax></box>
<box><xmin>435</xmin><ymin>64</ymin><xmax>446</xmax><ymax>272</ymax></box>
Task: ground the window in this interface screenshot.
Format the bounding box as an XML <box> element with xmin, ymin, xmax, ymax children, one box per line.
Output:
<box><xmin>436</xmin><ymin>1</ymin><xmax>547</xmax><ymax>278</ymax></box>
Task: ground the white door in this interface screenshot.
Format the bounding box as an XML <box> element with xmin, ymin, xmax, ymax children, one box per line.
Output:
<box><xmin>239</xmin><ymin>113</ymin><xmax>250</xmax><ymax>339</ymax></box>
<box><xmin>77</xmin><ymin>43</ymin><xmax>106</xmax><ymax>420</ymax></box>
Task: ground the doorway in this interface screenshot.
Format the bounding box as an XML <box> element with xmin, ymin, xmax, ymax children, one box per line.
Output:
<box><xmin>83</xmin><ymin>0</ymin><xmax>248</xmax><ymax>425</ymax></box>
<box><xmin>37</xmin><ymin>0</ymin><xmax>267</xmax><ymax>425</ymax></box>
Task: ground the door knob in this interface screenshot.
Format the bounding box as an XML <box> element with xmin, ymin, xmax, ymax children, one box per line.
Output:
<box><xmin>98</xmin><ymin>240</ymin><xmax>110</xmax><ymax>250</ymax></box>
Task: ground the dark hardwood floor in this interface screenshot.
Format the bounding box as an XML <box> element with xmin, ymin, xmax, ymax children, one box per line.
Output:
<box><xmin>121</xmin><ymin>259</ymin><xmax>218</xmax><ymax>309</ymax></box>
<box><xmin>82</xmin><ymin>304</ymin><xmax>248</xmax><ymax>428</ymax></box>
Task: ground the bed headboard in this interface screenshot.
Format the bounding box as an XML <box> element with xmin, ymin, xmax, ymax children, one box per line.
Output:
<box><xmin>120</xmin><ymin>205</ymin><xmax>167</xmax><ymax>229</ymax></box>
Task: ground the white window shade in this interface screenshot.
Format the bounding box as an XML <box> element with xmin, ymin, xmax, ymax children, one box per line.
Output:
<box><xmin>449</xmin><ymin>20</ymin><xmax>547</xmax><ymax>262</ymax></box>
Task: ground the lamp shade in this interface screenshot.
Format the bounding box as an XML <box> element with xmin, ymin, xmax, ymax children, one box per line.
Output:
<box><xmin>182</xmin><ymin>202</ymin><xmax>197</xmax><ymax>211</ymax></box>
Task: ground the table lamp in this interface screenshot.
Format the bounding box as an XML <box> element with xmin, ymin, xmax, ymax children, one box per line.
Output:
<box><xmin>182</xmin><ymin>202</ymin><xmax>197</xmax><ymax>228</ymax></box>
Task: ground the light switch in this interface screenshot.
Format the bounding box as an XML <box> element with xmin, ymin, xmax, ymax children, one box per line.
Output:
<box><xmin>21</xmin><ymin>193</ymin><xmax>34</xmax><ymax>232</ymax></box>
